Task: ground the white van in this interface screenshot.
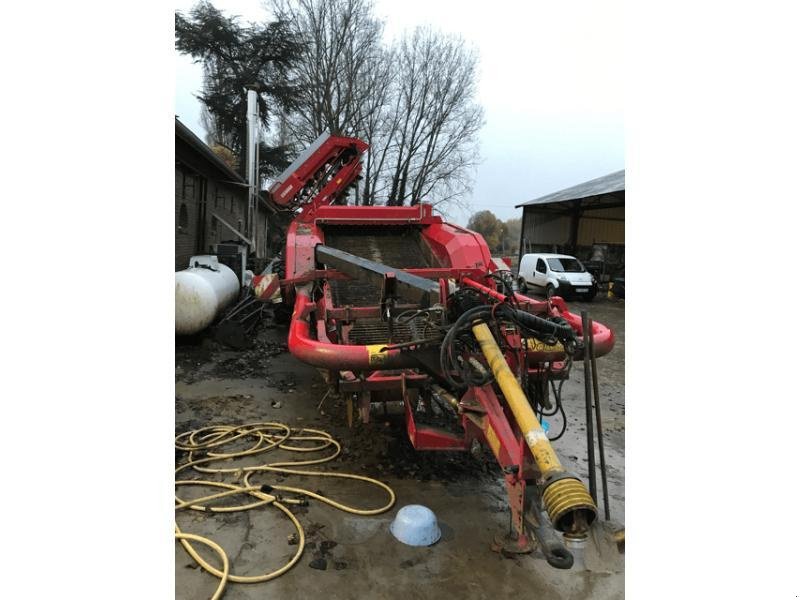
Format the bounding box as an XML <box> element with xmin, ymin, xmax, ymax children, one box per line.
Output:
<box><xmin>517</xmin><ymin>253</ymin><xmax>597</xmax><ymax>301</ymax></box>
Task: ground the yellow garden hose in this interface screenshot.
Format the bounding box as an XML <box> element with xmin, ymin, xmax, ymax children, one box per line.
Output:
<box><xmin>175</xmin><ymin>422</ymin><xmax>396</xmax><ymax>597</ymax></box>
<box><xmin>174</xmin><ymin>530</ymin><xmax>229</xmax><ymax>600</ymax></box>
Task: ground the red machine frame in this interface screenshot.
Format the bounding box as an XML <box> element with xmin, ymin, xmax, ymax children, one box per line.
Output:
<box><xmin>254</xmin><ymin>132</ymin><xmax>615</xmax><ymax>562</ymax></box>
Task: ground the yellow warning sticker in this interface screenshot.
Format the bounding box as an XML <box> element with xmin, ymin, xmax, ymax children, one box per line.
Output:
<box><xmin>527</xmin><ymin>339</ymin><xmax>564</xmax><ymax>353</ymax></box>
<box><xmin>366</xmin><ymin>344</ymin><xmax>389</xmax><ymax>367</ymax></box>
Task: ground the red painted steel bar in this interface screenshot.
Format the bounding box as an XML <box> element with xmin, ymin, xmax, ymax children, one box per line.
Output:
<box><xmin>288</xmin><ymin>290</ymin><xmax>418</xmax><ymax>370</ymax></box>
<box><xmin>460</xmin><ymin>276</ymin><xmax>507</xmax><ymax>303</ymax></box>
<box><xmin>460</xmin><ymin>276</ymin><xmax>615</xmax><ymax>358</ymax></box>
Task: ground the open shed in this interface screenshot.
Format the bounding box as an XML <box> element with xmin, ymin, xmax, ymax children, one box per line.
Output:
<box><xmin>515</xmin><ymin>170</ymin><xmax>625</xmax><ymax>275</ymax></box>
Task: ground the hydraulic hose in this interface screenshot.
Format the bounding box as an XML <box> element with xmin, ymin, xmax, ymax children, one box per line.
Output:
<box><xmin>459</xmin><ymin>276</ymin><xmax>615</xmax><ymax>358</ymax></box>
<box><xmin>511</xmin><ymin>308</ymin><xmax>575</xmax><ymax>341</ymax></box>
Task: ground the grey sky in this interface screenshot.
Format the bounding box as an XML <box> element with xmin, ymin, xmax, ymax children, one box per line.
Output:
<box><xmin>175</xmin><ymin>0</ymin><xmax>623</xmax><ymax>225</ymax></box>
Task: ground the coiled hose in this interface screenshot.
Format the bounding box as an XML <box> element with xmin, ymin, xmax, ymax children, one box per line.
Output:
<box><xmin>175</xmin><ymin>422</ymin><xmax>396</xmax><ymax>598</ymax></box>
<box><xmin>440</xmin><ymin>301</ymin><xmax>576</xmax><ymax>389</ymax></box>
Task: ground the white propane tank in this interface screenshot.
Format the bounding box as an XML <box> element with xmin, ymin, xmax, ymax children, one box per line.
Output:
<box><xmin>175</xmin><ymin>255</ymin><xmax>240</xmax><ymax>335</ymax></box>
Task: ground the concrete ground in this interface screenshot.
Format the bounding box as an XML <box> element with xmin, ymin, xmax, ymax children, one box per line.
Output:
<box><xmin>175</xmin><ymin>295</ymin><xmax>625</xmax><ymax>600</ymax></box>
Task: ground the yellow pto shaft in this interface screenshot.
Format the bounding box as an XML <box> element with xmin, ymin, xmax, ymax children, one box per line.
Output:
<box><xmin>472</xmin><ymin>322</ymin><xmax>597</xmax><ymax>534</ymax></box>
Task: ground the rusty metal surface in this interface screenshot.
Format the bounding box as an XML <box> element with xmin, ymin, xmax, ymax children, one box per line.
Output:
<box><xmin>322</xmin><ymin>227</ymin><xmax>432</xmax><ymax>307</ymax></box>
<box><xmin>316</xmin><ymin>245</ymin><xmax>440</xmax><ymax>308</ymax></box>
<box><xmin>347</xmin><ymin>318</ymin><xmax>414</xmax><ymax>345</ymax></box>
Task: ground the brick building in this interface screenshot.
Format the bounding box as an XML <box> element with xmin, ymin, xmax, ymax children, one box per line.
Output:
<box><xmin>175</xmin><ymin>118</ymin><xmax>272</xmax><ymax>271</ymax></box>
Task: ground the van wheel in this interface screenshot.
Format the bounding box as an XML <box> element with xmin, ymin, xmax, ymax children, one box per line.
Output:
<box><xmin>545</xmin><ymin>284</ymin><xmax>556</xmax><ymax>299</ymax></box>
<box><xmin>518</xmin><ymin>277</ymin><xmax>528</xmax><ymax>293</ymax></box>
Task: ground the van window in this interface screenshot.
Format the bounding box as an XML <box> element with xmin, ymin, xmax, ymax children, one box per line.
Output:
<box><xmin>536</xmin><ymin>258</ymin><xmax>546</xmax><ymax>273</ymax></box>
<box><xmin>547</xmin><ymin>258</ymin><xmax>584</xmax><ymax>273</ymax></box>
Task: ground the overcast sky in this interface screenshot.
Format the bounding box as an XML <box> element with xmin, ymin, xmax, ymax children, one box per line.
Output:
<box><xmin>175</xmin><ymin>0</ymin><xmax>624</xmax><ymax>225</ymax></box>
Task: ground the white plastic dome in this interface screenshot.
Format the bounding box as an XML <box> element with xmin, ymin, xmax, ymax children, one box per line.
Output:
<box><xmin>390</xmin><ymin>505</ymin><xmax>441</xmax><ymax>546</ymax></box>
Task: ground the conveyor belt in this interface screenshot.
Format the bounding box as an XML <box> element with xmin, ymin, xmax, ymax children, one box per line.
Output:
<box><xmin>347</xmin><ymin>319</ymin><xmax>414</xmax><ymax>345</ymax></box>
<box><xmin>322</xmin><ymin>227</ymin><xmax>433</xmax><ymax>307</ymax></box>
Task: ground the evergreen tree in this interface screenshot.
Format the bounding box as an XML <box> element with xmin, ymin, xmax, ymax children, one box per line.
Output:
<box><xmin>175</xmin><ymin>1</ymin><xmax>304</xmax><ymax>177</ymax></box>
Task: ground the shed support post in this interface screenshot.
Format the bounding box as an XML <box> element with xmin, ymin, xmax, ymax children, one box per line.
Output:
<box><xmin>568</xmin><ymin>200</ymin><xmax>582</xmax><ymax>254</ymax></box>
<box><xmin>518</xmin><ymin>209</ymin><xmax>528</xmax><ymax>270</ymax></box>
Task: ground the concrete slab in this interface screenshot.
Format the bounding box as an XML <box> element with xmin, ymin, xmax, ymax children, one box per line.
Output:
<box><xmin>175</xmin><ymin>298</ymin><xmax>625</xmax><ymax>599</ymax></box>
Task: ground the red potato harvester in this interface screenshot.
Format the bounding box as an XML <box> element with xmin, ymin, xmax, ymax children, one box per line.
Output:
<box><xmin>253</xmin><ymin>133</ymin><xmax>615</xmax><ymax>568</ymax></box>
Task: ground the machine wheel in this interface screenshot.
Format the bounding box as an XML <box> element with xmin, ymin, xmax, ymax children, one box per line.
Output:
<box><xmin>583</xmin><ymin>291</ymin><xmax>596</xmax><ymax>302</ymax></box>
<box><xmin>518</xmin><ymin>277</ymin><xmax>528</xmax><ymax>293</ymax></box>
<box><xmin>545</xmin><ymin>284</ymin><xmax>556</xmax><ymax>299</ymax></box>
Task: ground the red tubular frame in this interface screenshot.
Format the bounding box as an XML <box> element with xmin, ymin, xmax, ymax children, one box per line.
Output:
<box><xmin>289</xmin><ymin>277</ymin><xmax>615</xmax><ymax>371</ymax></box>
<box><xmin>460</xmin><ymin>276</ymin><xmax>615</xmax><ymax>358</ymax></box>
<box><xmin>288</xmin><ymin>290</ymin><xmax>417</xmax><ymax>370</ymax></box>
<box><xmin>273</xmin><ymin>130</ymin><xmax>619</xmax><ymax>554</ymax></box>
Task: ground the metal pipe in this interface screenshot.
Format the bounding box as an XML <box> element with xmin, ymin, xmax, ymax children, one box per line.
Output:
<box><xmin>460</xmin><ymin>276</ymin><xmax>510</xmax><ymax>303</ymax></box>
<box><xmin>581</xmin><ymin>311</ymin><xmax>598</xmax><ymax>505</ymax></box>
<box><xmin>287</xmin><ymin>290</ymin><xmax>416</xmax><ymax>371</ymax></box>
<box><xmin>562</xmin><ymin>308</ymin><xmax>615</xmax><ymax>359</ymax></box>
<box><xmin>212</xmin><ymin>212</ymin><xmax>254</xmax><ymax>247</ymax></box>
<box><xmin>246</xmin><ymin>88</ymin><xmax>259</xmax><ymax>255</ymax></box>
<box><xmin>460</xmin><ymin>276</ymin><xmax>615</xmax><ymax>359</ymax></box>
<box><xmin>430</xmin><ymin>384</ymin><xmax>460</xmax><ymax>412</ymax></box>
<box><xmin>589</xmin><ymin>316</ymin><xmax>611</xmax><ymax>520</ymax></box>
<box><xmin>472</xmin><ymin>322</ymin><xmax>596</xmax><ymax>533</ymax></box>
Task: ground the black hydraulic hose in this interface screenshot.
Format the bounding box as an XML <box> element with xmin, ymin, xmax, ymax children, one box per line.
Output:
<box><xmin>512</xmin><ymin>309</ymin><xmax>575</xmax><ymax>341</ymax></box>
<box><xmin>440</xmin><ymin>301</ymin><xmax>577</xmax><ymax>389</ymax></box>
<box><xmin>452</xmin><ymin>303</ymin><xmax>569</xmax><ymax>340</ymax></box>
<box><xmin>440</xmin><ymin>305</ymin><xmax>497</xmax><ymax>389</ymax></box>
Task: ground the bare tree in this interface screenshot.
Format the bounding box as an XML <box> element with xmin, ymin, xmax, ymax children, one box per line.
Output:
<box><xmin>176</xmin><ymin>1</ymin><xmax>303</xmax><ymax>176</ymax></box>
<box><xmin>385</xmin><ymin>27</ymin><xmax>484</xmax><ymax>209</ymax></box>
<box><xmin>353</xmin><ymin>44</ymin><xmax>397</xmax><ymax>204</ymax></box>
<box><xmin>271</xmin><ymin>0</ymin><xmax>385</xmax><ymax>138</ymax></box>
<box><xmin>271</xmin><ymin>0</ymin><xmax>397</xmax><ymax>205</ymax></box>
<box><xmin>271</xmin><ymin>1</ymin><xmax>483</xmax><ymax>210</ymax></box>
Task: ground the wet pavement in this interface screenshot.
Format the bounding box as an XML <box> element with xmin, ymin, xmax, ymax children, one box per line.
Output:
<box><xmin>175</xmin><ymin>295</ymin><xmax>625</xmax><ymax>599</ymax></box>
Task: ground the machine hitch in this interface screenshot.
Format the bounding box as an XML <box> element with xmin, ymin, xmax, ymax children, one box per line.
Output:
<box><xmin>524</xmin><ymin>488</ymin><xmax>574</xmax><ymax>569</ymax></box>
<box><xmin>472</xmin><ymin>322</ymin><xmax>597</xmax><ymax>535</ymax></box>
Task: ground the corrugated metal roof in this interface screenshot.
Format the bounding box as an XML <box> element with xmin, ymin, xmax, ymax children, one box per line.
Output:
<box><xmin>515</xmin><ymin>169</ymin><xmax>625</xmax><ymax>208</ymax></box>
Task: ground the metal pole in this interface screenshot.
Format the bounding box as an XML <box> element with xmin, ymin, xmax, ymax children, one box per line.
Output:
<box><xmin>246</xmin><ymin>89</ymin><xmax>258</xmax><ymax>257</ymax></box>
<box><xmin>253</xmin><ymin>138</ymin><xmax>263</xmax><ymax>258</ymax></box>
<box><xmin>580</xmin><ymin>311</ymin><xmax>597</xmax><ymax>504</ymax></box>
<box><xmin>588</xmin><ymin>316</ymin><xmax>611</xmax><ymax>520</ymax></box>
